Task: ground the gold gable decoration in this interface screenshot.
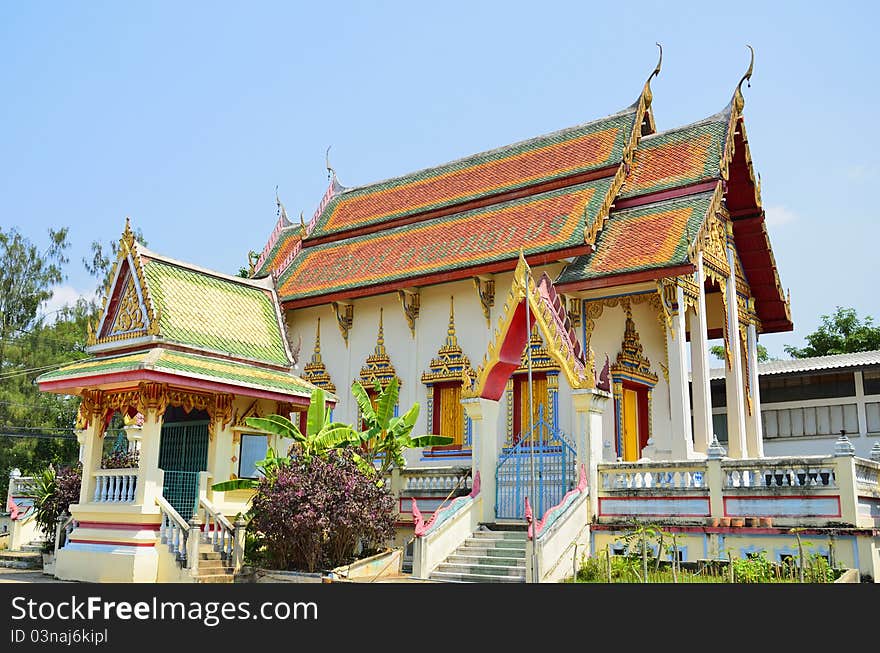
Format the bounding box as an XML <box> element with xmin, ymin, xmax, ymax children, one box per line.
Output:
<box><xmin>88</xmin><ymin>218</ymin><xmax>161</xmax><ymax>346</ymax></box>
<box><xmin>302</xmin><ymin>318</ymin><xmax>336</xmax><ymax>394</ymax></box>
<box><xmin>357</xmin><ymin>308</ymin><xmax>399</xmax><ymax>391</ymax></box>
<box><xmin>421</xmin><ymin>297</ymin><xmax>476</xmax><ymax>386</ymax></box>
<box><xmin>516</xmin><ymin>327</ymin><xmax>560</xmax><ymax>375</ymax></box>
<box><xmin>465</xmin><ymin>252</ymin><xmax>594</xmax><ymax>399</ymax></box>
<box><xmin>610</xmin><ymin>308</ymin><xmax>658</xmax><ymax>387</ymax></box>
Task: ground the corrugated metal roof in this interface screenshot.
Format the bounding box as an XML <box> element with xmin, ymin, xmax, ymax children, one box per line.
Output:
<box><xmin>706</xmin><ymin>350</ymin><xmax>880</xmax><ymax>381</ymax></box>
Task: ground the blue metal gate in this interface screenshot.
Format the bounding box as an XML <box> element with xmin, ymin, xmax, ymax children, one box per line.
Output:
<box><xmin>495</xmin><ymin>405</ymin><xmax>577</xmax><ymax>520</ymax></box>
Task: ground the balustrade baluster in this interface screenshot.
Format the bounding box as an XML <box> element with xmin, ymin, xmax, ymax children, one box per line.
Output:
<box><xmin>93</xmin><ymin>476</ymin><xmax>102</xmax><ymax>502</ymax></box>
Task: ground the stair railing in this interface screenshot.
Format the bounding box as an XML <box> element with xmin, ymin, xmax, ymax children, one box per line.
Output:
<box><xmin>198</xmin><ymin>496</ymin><xmax>235</xmax><ymax>563</ymax></box>
<box><xmin>156</xmin><ymin>495</ymin><xmax>191</xmax><ymax>568</ymax></box>
<box><xmin>53</xmin><ymin>513</ymin><xmax>77</xmax><ymax>558</ymax></box>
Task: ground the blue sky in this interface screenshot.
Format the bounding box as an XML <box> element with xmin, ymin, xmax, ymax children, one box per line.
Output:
<box><xmin>2</xmin><ymin>1</ymin><xmax>877</xmax><ymax>358</ymax></box>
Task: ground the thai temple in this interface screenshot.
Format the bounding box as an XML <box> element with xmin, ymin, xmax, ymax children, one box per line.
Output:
<box><xmin>19</xmin><ymin>47</ymin><xmax>879</xmax><ymax>583</ymax></box>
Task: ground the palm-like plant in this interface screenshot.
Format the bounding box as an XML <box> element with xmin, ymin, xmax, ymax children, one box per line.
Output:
<box><xmin>211</xmin><ymin>387</ymin><xmax>356</xmax><ymax>493</ymax></box>
<box><xmin>351</xmin><ymin>378</ymin><xmax>452</xmax><ymax>477</ymax></box>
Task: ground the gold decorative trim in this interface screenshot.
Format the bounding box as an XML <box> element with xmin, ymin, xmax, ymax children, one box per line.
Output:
<box><xmin>302</xmin><ymin>318</ymin><xmax>336</xmax><ymax>394</ymax></box>
<box><xmin>465</xmin><ymin>252</ymin><xmax>593</xmax><ymax>399</ymax></box>
<box><xmin>610</xmin><ymin>307</ymin><xmax>658</xmax><ymax>387</ymax></box>
<box><xmin>357</xmin><ymin>308</ymin><xmax>399</xmax><ymax>391</ymax></box>
<box><xmin>583</xmin><ymin>292</ymin><xmax>669</xmax><ymax>383</ymax></box>
<box><xmin>473</xmin><ymin>275</ymin><xmax>495</xmax><ymax>327</ymax></box>
<box><xmin>397</xmin><ymin>288</ymin><xmax>420</xmax><ymax>338</ymax></box>
<box><xmin>564</xmin><ymin>295</ymin><xmax>581</xmax><ymax>329</ymax></box>
<box><xmin>421</xmin><ymin>297</ymin><xmax>476</xmax><ymax>386</ymax></box>
<box><xmin>332</xmin><ymin>301</ymin><xmax>354</xmax><ymax>347</ymax></box>
<box><xmin>89</xmin><ymin>218</ymin><xmax>161</xmax><ymax>347</ymax></box>
<box><xmin>515</xmin><ymin>327</ymin><xmax>561</xmax><ymax>374</ymax></box>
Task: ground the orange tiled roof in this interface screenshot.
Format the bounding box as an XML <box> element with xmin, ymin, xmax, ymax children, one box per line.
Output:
<box><xmin>278</xmin><ymin>177</ymin><xmax>615</xmax><ymax>302</ymax></box>
<box><xmin>305</xmin><ymin>108</ymin><xmax>639</xmax><ymax>241</ymax></box>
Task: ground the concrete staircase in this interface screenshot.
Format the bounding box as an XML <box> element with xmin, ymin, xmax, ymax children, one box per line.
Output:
<box><xmin>0</xmin><ymin>539</ymin><xmax>48</xmax><ymax>569</ymax></box>
<box><xmin>192</xmin><ymin>544</ymin><xmax>235</xmax><ymax>584</ymax></box>
<box><xmin>429</xmin><ymin>526</ymin><xmax>526</xmax><ymax>583</ymax></box>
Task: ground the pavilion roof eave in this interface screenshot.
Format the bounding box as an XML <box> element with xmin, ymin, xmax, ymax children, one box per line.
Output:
<box><xmin>38</xmin><ymin>369</ymin><xmax>317</xmax><ymax>406</ymax></box>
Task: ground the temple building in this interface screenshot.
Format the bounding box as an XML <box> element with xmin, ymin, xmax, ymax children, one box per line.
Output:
<box><xmin>29</xmin><ymin>49</ymin><xmax>880</xmax><ymax>583</ymax></box>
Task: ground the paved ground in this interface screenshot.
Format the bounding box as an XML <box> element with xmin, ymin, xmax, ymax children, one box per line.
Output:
<box><xmin>0</xmin><ymin>568</ymin><xmax>74</xmax><ymax>583</ymax></box>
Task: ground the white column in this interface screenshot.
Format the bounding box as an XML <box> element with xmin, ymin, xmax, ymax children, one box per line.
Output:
<box><xmin>78</xmin><ymin>420</ymin><xmax>104</xmax><ymax>505</ymax></box>
<box><xmin>572</xmin><ymin>388</ymin><xmax>611</xmax><ymax>520</ymax></box>
<box><xmin>690</xmin><ymin>253</ymin><xmax>713</xmax><ymax>454</ymax></box>
<box><xmin>667</xmin><ymin>284</ymin><xmax>695</xmax><ymax>460</ymax></box>
<box><xmin>462</xmin><ymin>397</ymin><xmax>501</xmax><ymax>523</ymax></box>
<box><xmin>745</xmin><ymin>322</ymin><xmax>764</xmax><ymax>458</ymax></box>
<box><xmin>134</xmin><ymin>407</ymin><xmax>164</xmax><ymax>508</ymax></box>
<box><xmin>724</xmin><ymin>235</ymin><xmax>748</xmax><ymax>459</ymax></box>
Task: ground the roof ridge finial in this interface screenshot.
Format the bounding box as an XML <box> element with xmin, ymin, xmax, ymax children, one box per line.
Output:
<box><xmin>275</xmin><ymin>186</ymin><xmax>291</xmax><ymax>226</ymax></box>
<box><xmin>647</xmin><ymin>42</ymin><xmax>662</xmax><ymax>86</ymax></box>
<box><xmin>738</xmin><ymin>44</ymin><xmax>755</xmax><ymax>96</ymax></box>
<box><xmin>325</xmin><ymin>145</ymin><xmax>335</xmax><ymax>181</ymax></box>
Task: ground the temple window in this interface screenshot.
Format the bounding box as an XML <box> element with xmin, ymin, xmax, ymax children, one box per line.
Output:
<box><xmin>238</xmin><ymin>434</ymin><xmax>268</xmax><ymax>479</ymax></box>
<box><xmin>610</xmin><ymin>307</ymin><xmax>658</xmax><ymax>461</ymax></box>
<box><xmin>505</xmin><ymin>328</ymin><xmax>560</xmax><ymax>444</ymax></box>
<box><xmin>421</xmin><ymin>297</ymin><xmax>475</xmax><ymax>456</ymax></box>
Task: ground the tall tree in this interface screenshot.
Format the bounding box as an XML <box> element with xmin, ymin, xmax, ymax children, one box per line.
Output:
<box><xmin>0</xmin><ymin>227</ymin><xmax>80</xmax><ymax>499</ymax></box>
<box><xmin>710</xmin><ymin>343</ymin><xmax>771</xmax><ymax>363</ymax></box>
<box><xmin>784</xmin><ymin>306</ymin><xmax>880</xmax><ymax>358</ymax></box>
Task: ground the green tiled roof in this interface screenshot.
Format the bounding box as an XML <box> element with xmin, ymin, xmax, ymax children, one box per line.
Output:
<box><xmin>37</xmin><ymin>348</ymin><xmax>325</xmax><ymax>400</ymax></box>
<box><xmin>555</xmin><ymin>191</ymin><xmax>714</xmax><ymax>283</ymax></box>
<box><xmin>142</xmin><ymin>258</ymin><xmax>291</xmax><ymax>367</ymax></box>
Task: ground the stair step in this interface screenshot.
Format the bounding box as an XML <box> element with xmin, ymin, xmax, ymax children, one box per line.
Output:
<box><xmin>473</xmin><ymin>530</ymin><xmax>527</xmax><ymax>540</ymax></box>
<box><xmin>429</xmin><ymin>570</ymin><xmax>524</xmax><ymax>583</ymax></box>
<box><xmin>435</xmin><ymin>562</ymin><xmax>525</xmax><ymax>576</ymax></box>
<box><xmin>464</xmin><ymin>539</ymin><xmax>526</xmax><ymax>550</ymax></box>
<box><xmin>0</xmin><ymin>551</ymin><xmax>42</xmax><ymax>569</ymax></box>
<box><xmin>447</xmin><ymin>555</ymin><xmax>525</xmax><ymax>567</ymax></box>
<box><xmin>194</xmin><ymin>573</ymin><xmax>235</xmax><ymax>584</ymax></box>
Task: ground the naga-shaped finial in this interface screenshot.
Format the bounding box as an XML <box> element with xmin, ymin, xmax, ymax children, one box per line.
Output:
<box><xmin>275</xmin><ymin>186</ymin><xmax>291</xmax><ymax>226</ymax></box>
<box><xmin>325</xmin><ymin>145</ymin><xmax>335</xmax><ymax>181</ymax></box>
<box><xmin>738</xmin><ymin>44</ymin><xmax>755</xmax><ymax>95</ymax></box>
<box><xmin>647</xmin><ymin>42</ymin><xmax>662</xmax><ymax>86</ymax></box>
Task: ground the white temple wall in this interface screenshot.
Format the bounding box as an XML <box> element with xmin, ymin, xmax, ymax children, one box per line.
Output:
<box><xmin>283</xmin><ymin>262</ymin><xmax>568</xmax><ymax>468</ymax></box>
<box><xmin>586</xmin><ymin>299</ymin><xmax>673</xmax><ymax>461</ymax></box>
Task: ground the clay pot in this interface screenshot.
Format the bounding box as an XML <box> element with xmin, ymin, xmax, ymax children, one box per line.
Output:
<box><xmin>706</xmin><ymin>517</ymin><xmax>721</xmax><ymax>527</ymax></box>
<box><xmin>745</xmin><ymin>517</ymin><xmax>760</xmax><ymax>528</ymax></box>
<box><xmin>759</xmin><ymin>517</ymin><xmax>773</xmax><ymax>527</ymax></box>
<box><xmin>730</xmin><ymin>518</ymin><xmax>745</xmax><ymax>527</ymax></box>
<box><xmin>719</xmin><ymin>517</ymin><xmax>731</xmax><ymax>527</ymax></box>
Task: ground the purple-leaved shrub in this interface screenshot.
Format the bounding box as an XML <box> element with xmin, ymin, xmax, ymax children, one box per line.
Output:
<box><xmin>249</xmin><ymin>450</ymin><xmax>395</xmax><ymax>572</ymax></box>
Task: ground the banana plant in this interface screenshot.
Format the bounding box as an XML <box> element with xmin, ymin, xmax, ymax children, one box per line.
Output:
<box><xmin>211</xmin><ymin>387</ymin><xmax>356</xmax><ymax>492</ymax></box>
<box><xmin>351</xmin><ymin>378</ymin><xmax>453</xmax><ymax>477</ymax></box>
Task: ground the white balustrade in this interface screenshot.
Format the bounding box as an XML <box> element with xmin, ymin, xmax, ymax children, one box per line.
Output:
<box><xmin>401</xmin><ymin>468</ymin><xmax>471</xmax><ymax>493</ymax></box>
<box><xmin>92</xmin><ymin>469</ymin><xmax>138</xmax><ymax>503</ymax></box>
<box><xmin>855</xmin><ymin>460</ymin><xmax>880</xmax><ymax>489</ymax></box>
<box><xmin>599</xmin><ymin>464</ymin><xmax>708</xmax><ymax>491</ymax></box>
<box><xmin>722</xmin><ymin>459</ymin><xmax>837</xmax><ymax>489</ymax></box>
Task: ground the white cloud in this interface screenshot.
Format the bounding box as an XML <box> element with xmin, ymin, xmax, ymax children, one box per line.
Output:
<box><xmin>38</xmin><ymin>285</ymin><xmax>98</xmax><ymax>321</ymax></box>
<box><xmin>764</xmin><ymin>205</ymin><xmax>798</xmax><ymax>227</ymax></box>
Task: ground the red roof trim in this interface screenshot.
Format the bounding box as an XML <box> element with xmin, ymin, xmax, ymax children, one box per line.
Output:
<box><xmin>554</xmin><ymin>263</ymin><xmax>695</xmax><ymax>293</ymax></box>
<box><xmin>612</xmin><ymin>179</ymin><xmax>719</xmax><ymax>211</ymax></box>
